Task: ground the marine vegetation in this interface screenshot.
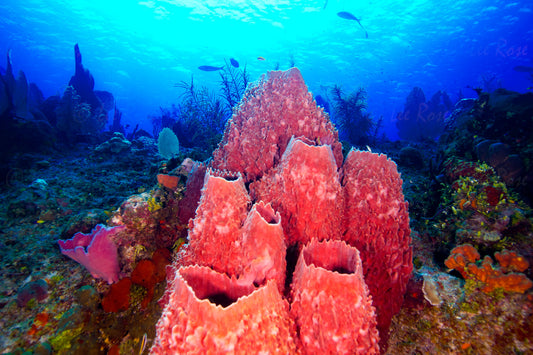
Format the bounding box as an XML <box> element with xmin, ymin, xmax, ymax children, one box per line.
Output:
<box><xmin>330</xmin><ymin>84</ymin><xmax>378</xmax><ymax>147</ymax></box>
<box><xmin>152</xmin><ymin>61</ymin><xmax>250</xmax><ymax>160</ymax></box>
<box><xmin>176</xmin><ymin>78</ymin><xmax>227</xmax><ymax>145</ymax></box>
<box><xmin>218</xmin><ymin>58</ymin><xmax>250</xmax><ymax>111</ymax></box>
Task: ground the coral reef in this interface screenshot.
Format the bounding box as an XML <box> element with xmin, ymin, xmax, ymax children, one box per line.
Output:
<box><xmin>110</xmin><ymin>187</ymin><xmax>183</xmax><ymax>252</ymax></box>
<box><xmin>4</xmin><ymin>48</ymin><xmax>532</xmax><ymax>353</ymax></box>
<box><xmin>0</xmin><ymin>51</ymin><xmax>55</xmax><ymax>161</ymax></box>
<box><xmin>441</xmin><ymin>88</ymin><xmax>533</xmax><ymax>200</ymax></box>
<box><xmin>475</xmin><ymin>140</ymin><xmax>524</xmax><ymax>186</ymax></box>
<box><xmin>443</xmin><ymin>158</ymin><xmax>531</xmax><ymax>247</ymax></box>
<box><xmin>396</xmin><ymin>87</ymin><xmax>453</xmax><ymax>141</ymax></box>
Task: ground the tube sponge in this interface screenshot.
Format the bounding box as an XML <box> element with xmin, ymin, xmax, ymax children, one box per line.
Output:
<box><xmin>57</xmin><ymin>224</ymin><xmax>124</xmax><ymax>284</ymax></box>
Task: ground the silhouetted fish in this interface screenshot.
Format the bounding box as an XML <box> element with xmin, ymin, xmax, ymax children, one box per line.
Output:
<box><xmin>513</xmin><ymin>65</ymin><xmax>533</xmax><ymax>73</ymax></box>
<box><xmin>198</xmin><ymin>65</ymin><xmax>224</xmax><ymax>71</ymax></box>
<box><xmin>337</xmin><ymin>11</ymin><xmax>369</xmax><ymax>38</ymax></box>
<box><xmin>230</xmin><ymin>58</ymin><xmax>239</xmax><ymax>68</ymax></box>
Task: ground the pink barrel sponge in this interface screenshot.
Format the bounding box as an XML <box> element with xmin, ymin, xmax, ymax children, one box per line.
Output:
<box><xmin>155</xmin><ymin>68</ymin><xmax>413</xmax><ymax>352</ymax></box>
<box><xmin>57</xmin><ymin>224</ymin><xmax>124</xmax><ymax>284</ymax></box>
<box><xmin>212</xmin><ymin>67</ymin><xmax>343</xmax><ymax>182</ymax></box>
<box><xmin>151</xmin><ymin>266</ymin><xmax>299</xmax><ymax>354</ymax></box>
<box><xmin>251</xmin><ymin>136</ymin><xmax>344</xmax><ymax>246</ymax></box>
<box><xmin>342</xmin><ymin>149</ymin><xmax>413</xmax><ymax>345</ymax></box>
<box><xmin>291</xmin><ymin>239</ymin><xmax>380</xmax><ymax>354</ymax></box>
<box><xmin>177</xmin><ymin>170</ymin><xmax>287</xmax><ymax>292</ymax></box>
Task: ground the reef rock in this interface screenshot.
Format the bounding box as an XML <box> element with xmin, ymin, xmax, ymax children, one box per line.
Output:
<box><xmin>94</xmin><ymin>132</ymin><xmax>131</xmax><ymax>155</ymax></box>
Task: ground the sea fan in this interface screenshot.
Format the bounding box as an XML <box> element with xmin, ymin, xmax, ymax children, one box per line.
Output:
<box><xmin>330</xmin><ymin>85</ymin><xmax>375</xmax><ymax>146</ymax></box>
<box><xmin>219</xmin><ymin>60</ymin><xmax>249</xmax><ymax>113</ymax></box>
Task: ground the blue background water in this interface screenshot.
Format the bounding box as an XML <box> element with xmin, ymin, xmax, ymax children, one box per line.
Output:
<box><xmin>1</xmin><ymin>0</ymin><xmax>532</xmax><ymax>139</ymax></box>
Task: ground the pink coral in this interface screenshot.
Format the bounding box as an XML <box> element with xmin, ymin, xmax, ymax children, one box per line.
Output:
<box><xmin>291</xmin><ymin>239</ymin><xmax>380</xmax><ymax>354</ymax></box>
<box><xmin>58</xmin><ymin>224</ymin><xmax>124</xmax><ymax>284</ymax></box>
<box><xmin>151</xmin><ymin>266</ymin><xmax>299</xmax><ymax>354</ymax></box>
<box><xmin>211</xmin><ymin>67</ymin><xmax>343</xmax><ymax>182</ymax></box>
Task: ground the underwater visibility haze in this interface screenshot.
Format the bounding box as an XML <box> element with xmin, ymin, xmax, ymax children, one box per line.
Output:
<box><xmin>1</xmin><ymin>0</ymin><xmax>533</xmax><ymax>354</ymax></box>
<box><xmin>2</xmin><ymin>0</ymin><xmax>532</xmax><ymax>137</ymax></box>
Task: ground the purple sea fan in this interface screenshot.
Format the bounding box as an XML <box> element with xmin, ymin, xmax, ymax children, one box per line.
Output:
<box><xmin>58</xmin><ymin>224</ymin><xmax>124</xmax><ymax>284</ymax></box>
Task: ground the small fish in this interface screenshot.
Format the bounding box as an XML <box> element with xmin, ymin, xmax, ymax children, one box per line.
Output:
<box><xmin>257</xmin><ymin>56</ymin><xmax>266</xmax><ymax>61</ymax></box>
<box><xmin>198</xmin><ymin>65</ymin><xmax>224</xmax><ymax>71</ymax></box>
<box><xmin>513</xmin><ymin>65</ymin><xmax>533</xmax><ymax>73</ymax></box>
<box><xmin>337</xmin><ymin>11</ymin><xmax>369</xmax><ymax>38</ymax></box>
<box><xmin>139</xmin><ymin>333</ymin><xmax>147</xmax><ymax>354</ymax></box>
<box><xmin>229</xmin><ymin>58</ymin><xmax>239</xmax><ymax>68</ymax></box>
<box><xmin>36</xmin><ymin>220</ymin><xmax>45</xmax><ymax>224</ymax></box>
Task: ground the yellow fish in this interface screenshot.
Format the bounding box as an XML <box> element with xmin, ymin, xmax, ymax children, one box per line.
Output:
<box><xmin>139</xmin><ymin>333</ymin><xmax>148</xmax><ymax>354</ymax></box>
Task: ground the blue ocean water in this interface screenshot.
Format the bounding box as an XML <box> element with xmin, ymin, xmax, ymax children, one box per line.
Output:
<box><xmin>0</xmin><ymin>0</ymin><xmax>532</xmax><ymax>139</ymax></box>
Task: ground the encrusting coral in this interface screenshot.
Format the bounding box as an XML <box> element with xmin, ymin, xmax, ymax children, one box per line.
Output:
<box><xmin>445</xmin><ymin>244</ymin><xmax>532</xmax><ymax>293</ymax></box>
